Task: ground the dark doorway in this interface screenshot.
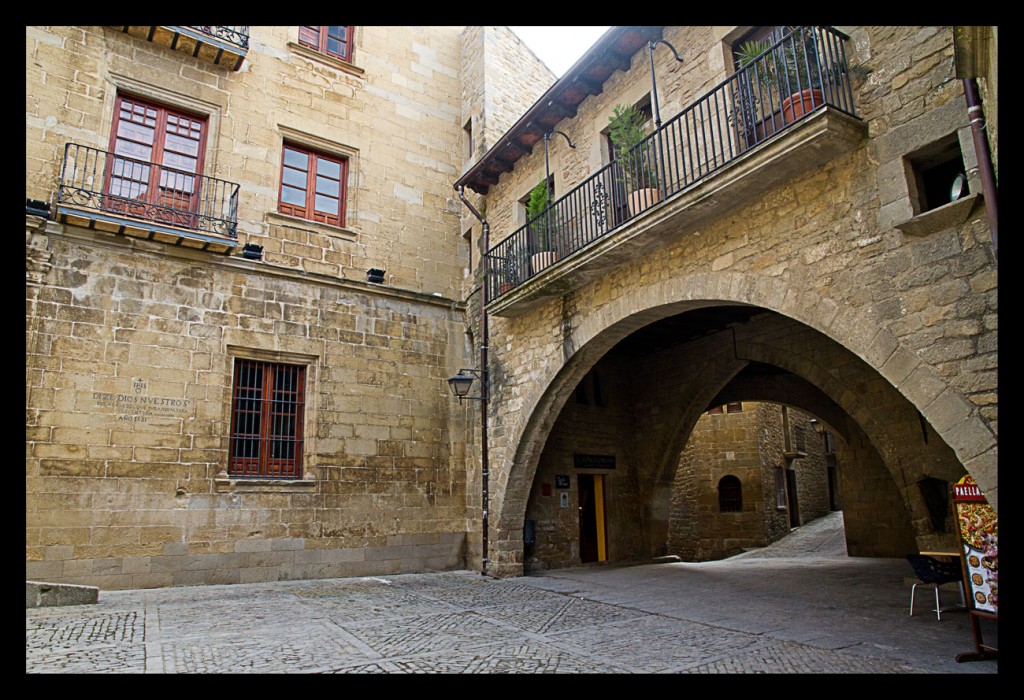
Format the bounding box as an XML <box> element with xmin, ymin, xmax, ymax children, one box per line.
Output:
<box><xmin>785</xmin><ymin>468</ymin><xmax>800</xmax><ymax>527</ymax></box>
<box><xmin>578</xmin><ymin>474</ymin><xmax>606</xmax><ymax>563</ymax></box>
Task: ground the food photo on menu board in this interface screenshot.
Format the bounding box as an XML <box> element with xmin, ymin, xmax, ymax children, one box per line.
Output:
<box><xmin>954</xmin><ymin>476</ymin><xmax>997</xmax><ymax>615</ymax></box>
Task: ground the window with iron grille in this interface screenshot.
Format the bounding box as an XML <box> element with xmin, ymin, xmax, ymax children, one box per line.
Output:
<box><xmin>279</xmin><ymin>143</ymin><xmax>348</xmax><ymax>227</ymax></box>
<box><xmin>298</xmin><ymin>26</ymin><xmax>355</xmax><ymax>62</ymax></box>
<box><xmin>718</xmin><ymin>475</ymin><xmax>743</xmax><ymax>512</ymax></box>
<box><xmin>229</xmin><ymin>359</ymin><xmax>306</xmax><ymax>478</ymax></box>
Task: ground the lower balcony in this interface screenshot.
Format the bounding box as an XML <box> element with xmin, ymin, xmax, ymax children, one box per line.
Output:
<box><xmin>114</xmin><ymin>26</ymin><xmax>249</xmax><ymax>71</ymax></box>
<box><xmin>56</xmin><ymin>143</ymin><xmax>240</xmax><ymax>254</ymax></box>
<box><xmin>485</xmin><ymin>26</ymin><xmax>868</xmax><ymax>317</ymax></box>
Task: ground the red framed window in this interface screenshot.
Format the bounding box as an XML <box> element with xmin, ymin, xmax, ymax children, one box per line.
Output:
<box><xmin>278</xmin><ymin>143</ymin><xmax>347</xmax><ymax>227</ymax></box>
<box><xmin>229</xmin><ymin>360</ymin><xmax>306</xmax><ymax>478</ymax></box>
<box><xmin>298</xmin><ymin>26</ymin><xmax>355</xmax><ymax>62</ymax></box>
<box><xmin>105</xmin><ymin>95</ymin><xmax>207</xmax><ymax>221</ymax></box>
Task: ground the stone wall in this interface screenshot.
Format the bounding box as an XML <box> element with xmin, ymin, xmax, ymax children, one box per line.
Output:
<box><xmin>26</xmin><ymin>228</ymin><xmax>470</xmax><ymax>589</ymax></box>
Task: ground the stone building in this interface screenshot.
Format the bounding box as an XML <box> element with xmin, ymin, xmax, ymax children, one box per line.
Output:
<box><xmin>667</xmin><ymin>402</ymin><xmax>837</xmax><ymax>563</ymax></box>
<box><xmin>25</xmin><ymin>25</ymin><xmax>553</xmax><ymax>589</ymax></box>
<box><xmin>454</xmin><ymin>25</ymin><xmax>996</xmax><ymax>578</ymax></box>
<box><xmin>26</xmin><ymin>26</ymin><xmax>997</xmax><ymax>589</ymax></box>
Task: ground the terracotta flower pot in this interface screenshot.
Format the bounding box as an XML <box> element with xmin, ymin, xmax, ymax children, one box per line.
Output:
<box><xmin>627</xmin><ymin>187</ymin><xmax>661</xmax><ymax>217</ymax></box>
<box><xmin>782</xmin><ymin>88</ymin><xmax>824</xmax><ymax>123</ymax></box>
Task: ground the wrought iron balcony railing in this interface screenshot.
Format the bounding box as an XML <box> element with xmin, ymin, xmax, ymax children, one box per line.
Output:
<box><xmin>486</xmin><ymin>26</ymin><xmax>856</xmax><ymax>303</ymax></box>
<box><xmin>187</xmin><ymin>26</ymin><xmax>250</xmax><ymax>50</ymax></box>
<box><xmin>57</xmin><ymin>143</ymin><xmax>240</xmax><ymax>239</ymax></box>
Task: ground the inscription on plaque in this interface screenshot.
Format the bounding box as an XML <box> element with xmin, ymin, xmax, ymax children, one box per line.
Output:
<box><xmin>92</xmin><ymin>377</ymin><xmax>193</xmax><ymax>423</ymax></box>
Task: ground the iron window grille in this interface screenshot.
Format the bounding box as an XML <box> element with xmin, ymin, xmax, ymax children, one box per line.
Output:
<box><xmin>229</xmin><ymin>360</ymin><xmax>306</xmax><ymax>478</ymax></box>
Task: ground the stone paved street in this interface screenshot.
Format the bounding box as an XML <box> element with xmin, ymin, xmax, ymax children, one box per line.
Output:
<box><xmin>26</xmin><ymin>513</ymin><xmax>998</xmax><ymax>674</ymax></box>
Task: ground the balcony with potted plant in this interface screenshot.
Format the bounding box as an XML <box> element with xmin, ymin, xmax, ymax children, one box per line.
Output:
<box><xmin>476</xmin><ymin>26</ymin><xmax>864</xmax><ymax>316</ymax></box>
<box><xmin>608</xmin><ymin>103</ymin><xmax>660</xmax><ymax>217</ymax></box>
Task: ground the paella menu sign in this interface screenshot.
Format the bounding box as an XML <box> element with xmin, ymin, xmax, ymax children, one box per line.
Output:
<box><xmin>953</xmin><ymin>475</ymin><xmax>997</xmax><ymax>616</ymax></box>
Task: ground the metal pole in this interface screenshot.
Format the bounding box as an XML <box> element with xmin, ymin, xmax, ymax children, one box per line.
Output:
<box><xmin>479</xmin><ymin>220</ymin><xmax>490</xmax><ymax>575</ymax></box>
<box><xmin>455</xmin><ymin>186</ymin><xmax>490</xmax><ymax>575</ymax></box>
<box><xmin>542</xmin><ymin>131</ymin><xmax>575</xmax><ymax>260</ymax></box>
<box><xmin>963</xmin><ymin>78</ymin><xmax>998</xmax><ymax>259</ymax></box>
<box><xmin>648</xmin><ymin>40</ymin><xmax>684</xmax><ymax>201</ymax></box>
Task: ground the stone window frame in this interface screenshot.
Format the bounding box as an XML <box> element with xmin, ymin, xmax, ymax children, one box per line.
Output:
<box><xmin>874</xmin><ymin>100</ymin><xmax>984</xmax><ymax>238</ymax></box>
<box><xmin>216</xmin><ymin>346</ymin><xmax>319</xmax><ymax>493</ymax></box>
<box><xmin>774</xmin><ymin>466</ymin><xmax>787</xmax><ymax>510</ymax></box>
<box><xmin>267</xmin><ymin>126</ymin><xmax>361</xmax><ymax>241</ymax></box>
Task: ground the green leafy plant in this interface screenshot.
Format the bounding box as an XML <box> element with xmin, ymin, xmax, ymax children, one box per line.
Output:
<box><xmin>730</xmin><ymin>38</ymin><xmax>778</xmax><ymax>136</ymax></box>
<box><xmin>607</xmin><ymin>103</ymin><xmax>658</xmax><ymax>191</ymax></box>
<box><xmin>525</xmin><ymin>178</ymin><xmax>552</xmax><ymax>251</ymax></box>
<box><xmin>779</xmin><ymin>26</ymin><xmax>823</xmax><ymax>94</ymax></box>
<box><xmin>734</xmin><ymin>38</ymin><xmax>777</xmax><ymax>89</ymax></box>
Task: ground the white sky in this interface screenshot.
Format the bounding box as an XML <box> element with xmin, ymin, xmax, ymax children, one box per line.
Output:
<box><xmin>509</xmin><ymin>26</ymin><xmax>612</xmax><ymax>77</ymax></box>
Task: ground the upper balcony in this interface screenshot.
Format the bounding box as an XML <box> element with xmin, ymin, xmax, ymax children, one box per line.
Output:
<box><xmin>55</xmin><ymin>143</ymin><xmax>240</xmax><ymax>254</ymax></box>
<box><xmin>112</xmin><ymin>26</ymin><xmax>250</xmax><ymax>71</ymax></box>
<box><xmin>484</xmin><ymin>27</ymin><xmax>867</xmax><ymax>317</ymax></box>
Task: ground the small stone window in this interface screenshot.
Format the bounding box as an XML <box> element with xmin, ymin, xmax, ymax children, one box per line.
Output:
<box><xmin>718</xmin><ymin>475</ymin><xmax>743</xmax><ymax>512</ymax></box>
<box><xmin>905</xmin><ymin>136</ymin><xmax>970</xmax><ymax>215</ymax></box>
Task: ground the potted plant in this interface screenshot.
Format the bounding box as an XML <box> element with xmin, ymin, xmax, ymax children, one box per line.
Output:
<box><xmin>731</xmin><ymin>38</ymin><xmax>780</xmax><ymax>145</ymax></box>
<box><xmin>778</xmin><ymin>26</ymin><xmax>824</xmax><ymax>123</ymax></box>
<box><xmin>525</xmin><ymin>178</ymin><xmax>557</xmax><ymax>272</ymax></box>
<box><xmin>607</xmin><ymin>103</ymin><xmax>660</xmax><ymax>216</ymax></box>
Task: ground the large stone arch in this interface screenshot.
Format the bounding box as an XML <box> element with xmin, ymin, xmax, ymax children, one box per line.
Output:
<box><xmin>486</xmin><ymin>270</ymin><xmax>996</xmax><ymax>577</ymax></box>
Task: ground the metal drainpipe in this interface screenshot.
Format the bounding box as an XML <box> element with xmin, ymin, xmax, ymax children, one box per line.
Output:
<box><xmin>455</xmin><ymin>185</ymin><xmax>490</xmax><ymax>576</ymax></box>
<box><xmin>963</xmin><ymin>78</ymin><xmax>998</xmax><ymax>259</ymax></box>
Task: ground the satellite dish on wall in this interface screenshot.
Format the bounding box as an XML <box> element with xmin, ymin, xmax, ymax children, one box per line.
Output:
<box><xmin>950</xmin><ymin>173</ymin><xmax>968</xmax><ymax>201</ymax></box>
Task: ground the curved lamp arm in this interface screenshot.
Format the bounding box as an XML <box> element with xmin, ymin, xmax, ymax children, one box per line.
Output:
<box><xmin>543</xmin><ymin>130</ymin><xmax>577</xmax><ymax>204</ymax></box>
<box><xmin>648</xmin><ymin>39</ymin><xmax>685</xmax><ymax>128</ymax></box>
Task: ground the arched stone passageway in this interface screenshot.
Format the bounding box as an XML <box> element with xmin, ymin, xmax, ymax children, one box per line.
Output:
<box><xmin>486</xmin><ymin>271</ymin><xmax>995</xmax><ymax>577</ymax></box>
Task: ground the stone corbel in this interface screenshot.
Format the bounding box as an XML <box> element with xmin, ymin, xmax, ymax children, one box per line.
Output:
<box><xmin>26</xmin><ymin>214</ymin><xmax>53</xmax><ymax>286</ymax></box>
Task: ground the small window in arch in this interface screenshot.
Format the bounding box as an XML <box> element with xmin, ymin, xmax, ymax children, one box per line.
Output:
<box><xmin>718</xmin><ymin>475</ymin><xmax>743</xmax><ymax>512</ymax></box>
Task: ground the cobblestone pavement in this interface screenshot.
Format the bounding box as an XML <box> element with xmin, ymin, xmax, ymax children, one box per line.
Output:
<box><xmin>26</xmin><ymin>513</ymin><xmax>998</xmax><ymax>674</ymax></box>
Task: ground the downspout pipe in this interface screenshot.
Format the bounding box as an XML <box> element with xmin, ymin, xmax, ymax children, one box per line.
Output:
<box><xmin>455</xmin><ymin>185</ymin><xmax>490</xmax><ymax>576</ymax></box>
<box><xmin>963</xmin><ymin>78</ymin><xmax>998</xmax><ymax>259</ymax></box>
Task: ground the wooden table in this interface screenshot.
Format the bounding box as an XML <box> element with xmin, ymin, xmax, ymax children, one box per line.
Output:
<box><xmin>919</xmin><ymin>551</ymin><xmax>959</xmax><ymax>558</ymax></box>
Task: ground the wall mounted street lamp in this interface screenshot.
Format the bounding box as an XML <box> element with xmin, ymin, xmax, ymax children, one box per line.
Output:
<box><xmin>543</xmin><ymin>130</ymin><xmax>577</xmax><ymax>203</ymax></box>
<box><xmin>447</xmin><ymin>368</ymin><xmax>488</xmax><ymax>402</ymax></box>
<box><xmin>809</xmin><ymin>419</ymin><xmax>826</xmax><ymax>435</ymax></box>
<box><xmin>647</xmin><ymin>39</ymin><xmax>685</xmax><ymax>129</ymax></box>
